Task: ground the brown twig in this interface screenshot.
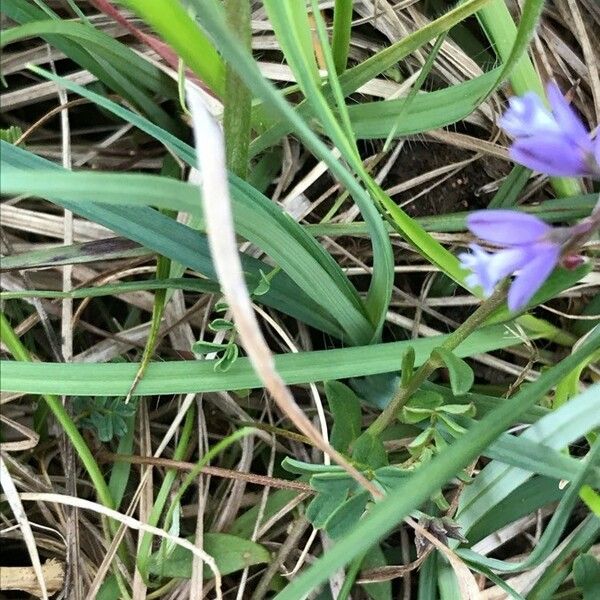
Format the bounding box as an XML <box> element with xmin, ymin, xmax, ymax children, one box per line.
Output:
<box><xmin>98</xmin><ymin>450</ymin><xmax>313</xmax><ymax>494</ymax></box>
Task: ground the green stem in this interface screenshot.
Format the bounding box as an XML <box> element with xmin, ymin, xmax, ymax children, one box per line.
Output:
<box><xmin>367</xmin><ymin>282</ymin><xmax>509</xmax><ymax>437</ymax></box>
<box><xmin>337</xmin><ymin>550</ymin><xmax>367</xmax><ymax>600</ymax></box>
<box><xmin>223</xmin><ymin>0</ymin><xmax>252</xmax><ymax>178</ymax></box>
<box><xmin>160</xmin><ymin>427</ymin><xmax>257</xmax><ymax>540</ymax></box>
<box><xmin>0</xmin><ymin>312</ymin><xmax>114</xmax><ymax>510</ymax></box>
<box><xmin>136</xmin><ymin>404</ymin><xmax>195</xmax><ymax>583</ymax></box>
<box><xmin>332</xmin><ymin>0</ymin><xmax>353</xmax><ymax>74</ymax></box>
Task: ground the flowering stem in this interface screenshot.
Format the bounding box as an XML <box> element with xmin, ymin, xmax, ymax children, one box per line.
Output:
<box><xmin>366</xmin><ymin>281</ymin><xmax>510</xmax><ymax>438</ymax></box>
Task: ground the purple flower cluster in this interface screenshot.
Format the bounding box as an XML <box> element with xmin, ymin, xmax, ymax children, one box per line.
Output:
<box><xmin>459</xmin><ymin>82</ymin><xmax>599</xmax><ymax>311</ymax></box>
<box><xmin>459</xmin><ymin>211</ymin><xmax>565</xmax><ymax>311</ymax></box>
<box><xmin>500</xmin><ymin>82</ymin><xmax>600</xmax><ymax>178</ymax></box>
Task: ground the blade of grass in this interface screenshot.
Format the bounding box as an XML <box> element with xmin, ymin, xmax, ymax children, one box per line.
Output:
<box><xmin>332</xmin><ymin>0</ymin><xmax>353</xmax><ymax>74</ymax></box>
<box><xmin>0</xmin><ymin>278</ymin><xmax>219</xmax><ymax>301</ymax></box>
<box><xmin>459</xmin><ymin>438</ymin><xmax>600</xmax><ymax>572</ymax></box>
<box><xmin>0</xmin><ymin>313</ymin><xmax>114</xmax><ymax>511</ymax></box>
<box><xmin>119</xmin><ymin>0</ymin><xmax>225</xmax><ymax>96</ymax></box>
<box><xmin>270</xmin><ymin>327</ymin><xmax>600</xmax><ymax>599</ymax></box>
<box><xmin>0</xmin><ymin>322</ymin><xmax>559</xmax><ymax>397</ymax></box>
<box><xmin>10</xmin><ymin>66</ymin><xmax>368</xmax><ymax>338</ymax></box>
<box><xmin>1</xmin><ymin>139</ymin><xmax>343</xmax><ymax>338</ymax></box>
<box><xmin>0</xmin><ymin>8</ymin><xmax>179</xmax><ymax>132</ymax></box>
<box><xmin>456</xmin><ymin>383</ymin><xmax>600</xmax><ymax>536</ymax></box>
<box><xmin>1</xmin><ymin>166</ymin><xmax>373</xmax><ymax>344</ymax></box>
<box><xmin>527</xmin><ymin>515</ymin><xmax>600</xmax><ymax>599</ymax></box>
<box><xmin>136</xmin><ymin>405</ymin><xmax>195</xmax><ymax>583</ymax></box>
<box><xmin>261</xmin><ymin>0</ymin><xmax>394</xmax><ymax>337</ymax></box>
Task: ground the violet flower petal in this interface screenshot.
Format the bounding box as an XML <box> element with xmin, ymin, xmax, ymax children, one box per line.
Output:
<box><xmin>546</xmin><ymin>82</ymin><xmax>589</xmax><ymax>143</ymax></box>
<box><xmin>499</xmin><ymin>93</ymin><xmax>558</xmax><ymax>137</ymax></box>
<box><xmin>467</xmin><ymin>210</ymin><xmax>550</xmax><ymax>246</ymax></box>
<box><xmin>459</xmin><ymin>244</ymin><xmax>529</xmax><ymax>297</ymax></box>
<box><xmin>510</xmin><ymin>134</ymin><xmax>590</xmax><ymax>176</ymax></box>
<box><xmin>507</xmin><ymin>244</ymin><xmax>560</xmax><ymax>311</ymax></box>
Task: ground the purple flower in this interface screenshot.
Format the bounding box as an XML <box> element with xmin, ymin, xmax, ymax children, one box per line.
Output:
<box><xmin>499</xmin><ymin>82</ymin><xmax>599</xmax><ymax>178</ymax></box>
<box><xmin>459</xmin><ymin>210</ymin><xmax>566</xmax><ymax>311</ymax></box>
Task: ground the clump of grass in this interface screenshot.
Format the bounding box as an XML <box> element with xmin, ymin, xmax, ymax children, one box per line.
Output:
<box><xmin>1</xmin><ymin>1</ymin><xmax>599</xmax><ymax>599</ymax></box>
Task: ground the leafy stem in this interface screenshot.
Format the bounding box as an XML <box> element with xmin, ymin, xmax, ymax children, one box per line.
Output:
<box><xmin>366</xmin><ymin>282</ymin><xmax>510</xmax><ymax>438</ymax></box>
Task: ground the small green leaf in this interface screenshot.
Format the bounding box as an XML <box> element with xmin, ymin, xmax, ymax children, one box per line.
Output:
<box><xmin>437</xmin><ymin>413</ymin><xmax>467</xmax><ymax>436</ymax></box>
<box><xmin>215</xmin><ymin>343</ymin><xmax>239</xmax><ymax>372</ymax></box>
<box><xmin>438</xmin><ymin>403</ymin><xmax>476</xmax><ymax>416</ymax></box>
<box><xmin>573</xmin><ymin>554</ymin><xmax>600</xmax><ymax>600</ymax></box>
<box><xmin>311</xmin><ymin>472</ymin><xmax>358</xmax><ymax>493</ymax></box>
<box><xmin>432</xmin><ymin>347</ymin><xmax>474</xmax><ymax>396</ymax></box>
<box><xmin>401</xmin><ymin>406</ymin><xmax>434</xmax><ymax>424</ymax></box>
<box><xmin>352</xmin><ymin>432</ymin><xmax>388</xmax><ymax>469</ymax></box>
<box><xmin>253</xmin><ymin>269</ymin><xmax>275</xmax><ymax>296</ymax></box>
<box><xmin>325</xmin><ymin>380</ymin><xmax>362</xmax><ymax>452</ymax></box>
<box><xmin>191</xmin><ymin>340</ymin><xmax>229</xmax><ymax>354</ymax></box>
<box><xmin>350</xmin><ymin>373</ymin><xmax>400</xmax><ymax>409</ymax></box>
<box><xmin>400</xmin><ymin>347</ymin><xmax>415</xmax><ymax>387</ymax></box>
<box><xmin>209</xmin><ymin>318</ymin><xmax>235</xmax><ymax>332</ymax></box>
<box><xmin>325</xmin><ymin>491</ymin><xmax>370</xmax><ymax>540</ymax></box>
<box><xmin>407</xmin><ymin>390</ymin><xmax>444</xmax><ymax>410</ymax></box>
<box><xmin>408</xmin><ymin>428</ymin><xmax>435</xmax><ymax>452</ymax></box>
<box><xmin>92</xmin><ymin>413</ymin><xmax>114</xmax><ymax>442</ymax></box>
<box><xmin>75</xmin><ymin>397</ymin><xmax>136</xmax><ymax>442</ymax></box>
<box><xmin>214</xmin><ymin>300</ymin><xmax>229</xmax><ymax>312</ymax></box>
<box><xmin>373</xmin><ymin>465</ymin><xmax>410</xmax><ymax>492</ymax></box>
<box><xmin>148</xmin><ymin>533</ymin><xmax>270</xmax><ymax>579</ymax></box>
<box><xmin>306</xmin><ymin>487</ymin><xmax>351</xmax><ymax>528</ymax></box>
<box><xmin>281</xmin><ymin>457</ymin><xmax>346</xmax><ymax>475</ymax></box>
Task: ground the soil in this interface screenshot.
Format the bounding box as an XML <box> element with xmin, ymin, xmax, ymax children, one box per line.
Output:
<box><xmin>387</xmin><ymin>140</ymin><xmax>509</xmax><ymax>218</ymax></box>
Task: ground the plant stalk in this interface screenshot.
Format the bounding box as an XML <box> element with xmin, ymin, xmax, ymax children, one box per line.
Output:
<box><xmin>367</xmin><ymin>282</ymin><xmax>510</xmax><ymax>437</ymax></box>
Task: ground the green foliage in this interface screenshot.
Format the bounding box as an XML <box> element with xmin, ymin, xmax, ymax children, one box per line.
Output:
<box><xmin>73</xmin><ymin>397</ymin><xmax>136</xmax><ymax>443</ymax></box>
<box><xmin>0</xmin><ymin>320</ymin><xmax>550</xmax><ymax>397</ymax></box>
<box><xmin>148</xmin><ymin>533</ymin><xmax>270</xmax><ymax>579</ymax></box>
<box><xmin>352</xmin><ymin>433</ymin><xmax>388</xmax><ymax>470</ymax></box>
<box><xmin>432</xmin><ymin>348</ymin><xmax>475</xmax><ymax>396</ymax></box>
<box><xmin>573</xmin><ymin>555</ymin><xmax>600</xmax><ymax>600</ymax></box>
<box><xmin>2</xmin><ymin>2</ymin><xmax>598</xmax><ymax>598</ymax></box>
<box><xmin>325</xmin><ymin>381</ymin><xmax>363</xmax><ymax>453</ymax></box>
<box><xmin>0</xmin><ymin>126</ymin><xmax>22</xmax><ymax>144</ymax></box>
<box><xmin>192</xmin><ymin>309</ymin><xmax>240</xmax><ymax>372</ymax></box>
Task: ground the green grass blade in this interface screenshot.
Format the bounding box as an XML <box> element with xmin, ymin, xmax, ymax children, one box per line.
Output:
<box><xmin>0</xmin><ymin>323</ymin><xmax>563</xmax><ymax>397</ymax></box>
<box><xmin>119</xmin><ymin>0</ymin><xmax>225</xmax><ymax>96</ymax></box>
<box><xmin>332</xmin><ymin>0</ymin><xmax>353</xmax><ymax>73</ymax></box>
<box><xmin>1</xmin><ymin>167</ymin><xmax>373</xmax><ymax>344</ymax></box>
<box><xmin>527</xmin><ymin>516</ymin><xmax>600</xmax><ymax>599</ymax></box>
<box><xmin>456</xmin><ymin>384</ymin><xmax>600</xmax><ymax>535</ymax></box>
<box><xmin>260</xmin><ymin>0</ymin><xmax>394</xmax><ymax>337</ymax></box>
<box><xmin>346</xmin><ymin>69</ymin><xmax>499</xmax><ymax>140</ymax></box>
<box><xmin>459</xmin><ymin>438</ymin><xmax>600</xmax><ymax>572</ymax></box>
<box><xmin>269</xmin><ymin>327</ymin><xmax>600</xmax><ymax>599</ymax></box>
<box><xmin>18</xmin><ymin>66</ymin><xmax>371</xmax><ymax>335</ymax></box>
<box><xmin>0</xmin><ymin>8</ymin><xmax>179</xmax><ymax>132</ymax></box>
<box><xmin>0</xmin><ymin>313</ymin><xmax>114</xmax><ymax>509</ymax></box>
<box><xmin>1</xmin><ymin>140</ymin><xmax>340</xmax><ymax>336</ymax></box>
<box><xmin>0</xmin><ymin>278</ymin><xmax>220</xmax><ymax>301</ymax></box>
